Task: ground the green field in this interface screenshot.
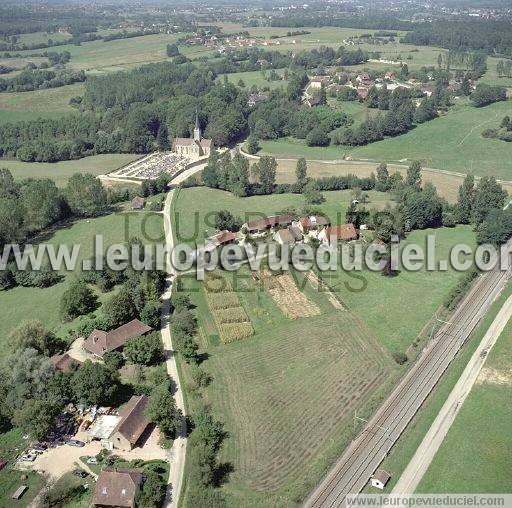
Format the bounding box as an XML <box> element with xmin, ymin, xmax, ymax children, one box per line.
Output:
<box><xmin>362</xmin><ymin>283</ymin><xmax>512</xmax><ymax>494</ymax></box>
<box><xmin>179</xmin><ymin>267</ymin><xmax>398</xmax><ymax>507</ymax></box>
<box><xmin>260</xmin><ymin>100</ymin><xmax>512</xmax><ymax>179</ymax></box>
<box><xmin>417</xmin><ymin>316</ymin><xmax>512</xmax><ymax>493</ymax></box>
<box><xmin>0</xmin><ymin>210</ymin><xmax>164</xmax><ymax>345</ymax></box>
<box><xmin>0</xmin><ymin>83</ymin><xmax>84</xmax><ymax>125</ymax></box>
<box><xmin>0</xmin><ymin>153</ymin><xmax>140</xmax><ymax>187</ymax></box>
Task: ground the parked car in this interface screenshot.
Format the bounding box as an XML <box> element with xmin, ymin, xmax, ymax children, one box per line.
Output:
<box><xmin>19</xmin><ymin>454</ymin><xmax>36</xmax><ymax>462</ymax></box>
<box><xmin>86</xmin><ymin>457</ymin><xmax>98</xmax><ymax>465</ymax></box>
<box><xmin>73</xmin><ymin>469</ymin><xmax>88</xmax><ymax>478</ymax></box>
<box><xmin>32</xmin><ymin>444</ymin><xmax>47</xmax><ymax>452</ymax></box>
<box><xmin>66</xmin><ymin>439</ymin><xmax>85</xmax><ymax>448</ymax></box>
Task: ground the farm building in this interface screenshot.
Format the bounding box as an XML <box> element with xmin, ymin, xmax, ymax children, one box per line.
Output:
<box><xmin>247</xmin><ymin>93</ymin><xmax>269</xmax><ymax>106</ymax></box>
<box><xmin>83</xmin><ymin>319</ymin><xmax>152</xmax><ymax>357</ymax></box>
<box><xmin>109</xmin><ymin>395</ymin><xmax>150</xmax><ymax>451</ymax></box>
<box><xmin>371</xmin><ymin>469</ymin><xmax>391</xmax><ymax>489</ymax></box>
<box><xmin>92</xmin><ymin>468</ymin><xmax>144</xmax><ymax>507</ymax></box>
<box><xmin>309</xmin><ymin>76</ymin><xmax>331</xmax><ymax>88</ymax></box>
<box><xmin>243</xmin><ymin>215</ymin><xmax>294</xmax><ymax>234</ymax></box>
<box><xmin>208</xmin><ymin>230</ymin><xmax>237</xmax><ymax>247</ymax></box>
<box><xmin>318</xmin><ymin>223</ymin><xmax>358</xmax><ymax>246</ymax></box>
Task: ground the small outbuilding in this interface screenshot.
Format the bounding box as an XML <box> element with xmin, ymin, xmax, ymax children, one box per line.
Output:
<box><xmin>371</xmin><ymin>469</ymin><xmax>391</xmax><ymax>490</ymax></box>
<box><xmin>131</xmin><ymin>196</ymin><xmax>145</xmax><ymax>210</ymax></box>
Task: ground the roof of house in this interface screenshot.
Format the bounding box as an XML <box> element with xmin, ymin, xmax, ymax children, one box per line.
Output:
<box><xmin>84</xmin><ymin>319</ymin><xmax>152</xmax><ymax>356</ymax></box>
<box><xmin>131</xmin><ymin>196</ymin><xmax>145</xmax><ymax>208</ymax></box>
<box><xmin>50</xmin><ymin>353</ymin><xmax>81</xmax><ymax>373</ymax></box>
<box><xmin>299</xmin><ymin>216</ymin><xmax>330</xmax><ymax>229</ymax></box>
<box><xmin>209</xmin><ymin>230</ymin><xmax>236</xmax><ymax>246</ymax></box>
<box><xmin>373</xmin><ymin>469</ymin><xmax>391</xmax><ymax>485</ymax></box>
<box><xmin>92</xmin><ymin>468</ymin><xmax>144</xmax><ymax>507</ymax></box>
<box><xmin>306</xmin><ymin>97</ymin><xmax>321</xmax><ymax>107</ymax></box>
<box><xmin>275</xmin><ymin>228</ymin><xmax>296</xmax><ymax>244</ymax></box>
<box><xmin>245</xmin><ymin>214</ymin><xmax>294</xmax><ymax>232</ymax></box>
<box><xmin>111</xmin><ymin>395</ymin><xmax>150</xmax><ymax>446</ymax></box>
<box><xmin>324</xmin><ymin>223</ymin><xmax>358</xmax><ymax>241</ymax></box>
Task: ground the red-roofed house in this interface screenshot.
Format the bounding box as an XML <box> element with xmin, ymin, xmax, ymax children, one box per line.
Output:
<box><xmin>109</xmin><ymin>395</ymin><xmax>150</xmax><ymax>451</ymax></box>
<box><xmin>318</xmin><ymin>223</ymin><xmax>358</xmax><ymax>246</ymax></box>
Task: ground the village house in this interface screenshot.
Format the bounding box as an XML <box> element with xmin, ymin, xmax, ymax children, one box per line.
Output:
<box><xmin>305</xmin><ymin>96</ymin><xmax>321</xmax><ymax>107</ymax></box>
<box><xmin>83</xmin><ymin>319</ymin><xmax>152</xmax><ymax>357</ymax></box>
<box><xmin>247</xmin><ymin>93</ymin><xmax>269</xmax><ymax>107</ymax></box>
<box><xmin>172</xmin><ymin>114</ymin><xmax>214</xmax><ymax>159</ymax></box>
<box><xmin>92</xmin><ymin>468</ymin><xmax>144</xmax><ymax>507</ymax></box>
<box><xmin>309</xmin><ymin>75</ymin><xmax>331</xmax><ymax>89</ymax></box>
<box><xmin>298</xmin><ymin>215</ymin><xmax>330</xmax><ymax>233</ymax></box>
<box><xmin>318</xmin><ymin>223</ymin><xmax>358</xmax><ymax>247</ymax></box>
<box><xmin>208</xmin><ymin>230</ymin><xmax>237</xmax><ymax>247</ymax></box>
<box><xmin>131</xmin><ymin>196</ymin><xmax>145</xmax><ymax>210</ymax></box>
<box><xmin>274</xmin><ymin>228</ymin><xmax>296</xmax><ymax>245</ymax></box>
<box><xmin>242</xmin><ymin>215</ymin><xmax>294</xmax><ymax>235</ymax></box>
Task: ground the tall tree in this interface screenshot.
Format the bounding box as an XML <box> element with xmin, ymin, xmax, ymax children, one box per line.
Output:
<box><xmin>255</xmin><ymin>156</ymin><xmax>277</xmax><ymax>194</ymax></box>
<box><xmin>375</xmin><ymin>162</ymin><xmax>390</xmax><ymax>192</ymax></box>
<box><xmin>295</xmin><ymin>158</ymin><xmax>307</xmax><ymax>190</ymax></box>
<box><xmin>65</xmin><ymin>173</ymin><xmax>108</xmax><ymax>217</ymax></box>
<box><xmin>456</xmin><ymin>174</ymin><xmax>475</xmax><ymax>224</ymax></box>
<box><xmin>406</xmin><ymin>160</ymin><xmax>422</xmax><ymax>189</ymax></box>
<box><xmin>472</xmin><ymin>176</ymin><xmax>507</xmax><ymax>224</ymax></box>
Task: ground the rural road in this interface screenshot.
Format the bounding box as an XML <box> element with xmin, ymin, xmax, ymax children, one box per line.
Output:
<box><xmin>160</xmin><ymin>162</ymin><xmax>207</xmax><ymax>508</ymax></box>
<box><xmin>304</xmin><ymin>239</ymin><xmax>512</xmax><ymax>508</ymax></box>
<box><xmin>392</xmin><ymin>293</ymin><xmax>512</xmax><ymax>494</ymax></box>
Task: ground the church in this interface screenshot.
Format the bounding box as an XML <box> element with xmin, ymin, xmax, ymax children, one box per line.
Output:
<box><xmin>172</xmin><ymin>114</ymin><xmax>214</xmax><ymax>159</ymax></box>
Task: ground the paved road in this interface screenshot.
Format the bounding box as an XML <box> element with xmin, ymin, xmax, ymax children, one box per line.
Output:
<box><xmin>304</xmin><ymin>240</ymin><xmax>512</xmax><ymax>508</ymax></box>
<box><xmin>392</xmin><ymin>293</ymin><xmax>512</xmax><ymax>494</ymax></box>
<box><xmin>160</xmin><ymin>163</ymin><xmax>206</xmax><ymax>508</ymax></box>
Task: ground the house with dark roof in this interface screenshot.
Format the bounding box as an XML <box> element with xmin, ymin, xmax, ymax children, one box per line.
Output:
<box><xmin>298</xmin><ymin>215</ymin><xmax>330</xmax><ymax>233</ymax></box>
<box><xmin>83</xmin><ymin>319</ymin><xmax>152</xmax><ymax>357</ymax></box>
<box><xmin>109</xmin><ymin>395</ymin><xmax>150</xmax><ymax>451</ymax></box>
<box><xmin>371</xmin><ymin>469</ymin><xmax>391</xmax><ymax>489</ymax></box>
<box><xmin>50</xmin><ymin>353</ymin><xmax>82</xmax><ymax>373</ymax></box>
<box><xmin>92</xmin><ymin>468</ymin><xmax>144</xmax><ymax>507</ymax></box>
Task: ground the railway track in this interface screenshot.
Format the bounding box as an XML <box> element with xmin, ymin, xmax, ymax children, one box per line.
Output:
<box><xmin>305</xmin><ymin>243</ymin><xmax>512</xmax><ymax>507</ymax></box>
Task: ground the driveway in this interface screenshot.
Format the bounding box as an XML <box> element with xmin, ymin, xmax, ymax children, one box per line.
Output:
<box><xmin>67</xmin><ymin>337</ymin><xmax>100</xmax><ymax>363</ymax></box>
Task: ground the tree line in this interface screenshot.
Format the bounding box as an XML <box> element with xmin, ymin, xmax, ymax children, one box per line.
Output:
<box><xmin>0</xmin><ymin>67</ymin><xmax>85</xmax><ymax>93</ymax></box>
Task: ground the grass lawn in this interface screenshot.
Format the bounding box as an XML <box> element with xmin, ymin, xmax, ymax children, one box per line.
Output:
<box><xmin>0</xmin><ymin>83</ymin><xmax>84</xmax><ymax>125</ymax></box>
<box><xmin>362</xmin><ymin>283</ymin><xmax>512</xmax><ymax>494</ymax></box>
<box><xmin>260</xmin><ymin>100</ymin><xmax>512</xmax><ymax>180</ymax></box>
<box><xmin>417</xmin><ymin>316</ymin><xmax>512</xmax><ymax>493</ymax></box>
<box><xmin>172</xmin><ymin>186</ymin><xmax>392</xmax><ymax>245</ymax></box>
<box><xmin>0</xmin><ymin>153</ymin><xmax>141</xmax><ymax>187</ymax></box>
<box><xmin>0</xmin><ymin>209</ymin><xmax>164</xmax><ymax>345</ymax></box>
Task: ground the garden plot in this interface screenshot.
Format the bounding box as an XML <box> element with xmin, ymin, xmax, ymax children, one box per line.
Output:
<box><xmin>204</xmin><ymin>273</ymin><xmax>254</xmax><ymax>343</ymax></box>
<box><xmin>259</xmin><ymin>270</ymin><xmax>321</xmax><ymax>319</ymax></box>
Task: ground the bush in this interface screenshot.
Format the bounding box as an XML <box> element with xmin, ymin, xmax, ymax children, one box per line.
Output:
<box><xmin>392</xmin><ymin>351</ymin><xmax>408</xmax><ymax>365</ymax></box>
<box><xmin>124</xmin><ymin>332</ymin><xmax>163</xmax><ymax>366</ymax></box>
<box><xmin>60</xmin><ymin>280</ymin><xmax>98</xmax><ymax>321</ymax></box>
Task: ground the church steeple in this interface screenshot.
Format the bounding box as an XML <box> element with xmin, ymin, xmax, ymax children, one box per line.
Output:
<box><xmin>193</xmin><ymin>111</ymin><xmax>201</xmax><ymax>142</ymax></box>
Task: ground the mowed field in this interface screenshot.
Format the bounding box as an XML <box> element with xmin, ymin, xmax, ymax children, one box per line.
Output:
<box><xmin>179</xmin><ymin>267</ymin><xmax>397</xmax><ymax>506</ymax></box>
<box><xmin>0</xmin><ymin>210</ymin><xmax>164</xmax><ymax>346</ymax></box>
<box><xmin>0</xmin><ymin>153</ymin><xmax>141</xmax><ymax>187</ymax></box>
<box><xmin>260</xmin><ymin>100</ymin><xmax>512</xmax><ymax>180</ymax></box>
<box><xmin>272</xmin><ymin>159</ymin><xmax>512</xmax><ymax>203</ymax></box>
<box><xmin>0</xmin><ymin>83</ymin><xmax>83</xmax><ymax>124</ymax></box>
<box><xmin>417</xmin><ymin>317</ymin><xmax>512</xmax><ymax>493</ymax></box>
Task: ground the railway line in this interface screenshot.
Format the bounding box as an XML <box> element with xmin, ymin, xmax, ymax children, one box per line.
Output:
<box><xmin>305</xmin><ymin>243</ymin><xmax>512</xmax><ymax>507</ymax></box>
